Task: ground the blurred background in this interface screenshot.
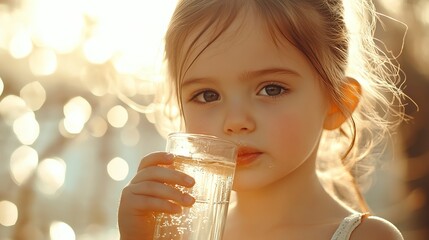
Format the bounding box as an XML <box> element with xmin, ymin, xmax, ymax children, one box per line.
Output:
<box><xmin>0</xmin><ymin>0</ymin><xmax>428</xmax><ymax>239</ymax></box>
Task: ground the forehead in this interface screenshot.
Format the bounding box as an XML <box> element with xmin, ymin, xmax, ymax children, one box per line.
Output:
<box><xmin>181</xmin><ymin>8</ymin><xmax>316</xmax><ymax>82</ymax></box>
<box><xmin>179</xmin><ymin>7</ymin><xmax>253</xmax><ymax>68</ymax></box>
<box><xmin>189</xmin><ymin>10</ymin><xmax>258</xmax><ymax>56</ymax></box>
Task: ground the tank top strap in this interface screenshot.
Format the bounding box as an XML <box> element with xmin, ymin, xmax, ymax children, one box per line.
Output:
<box><xmin>331</xmin><ymin>212</ymin><xmax>369</xmax><ymax>240</ymax></box>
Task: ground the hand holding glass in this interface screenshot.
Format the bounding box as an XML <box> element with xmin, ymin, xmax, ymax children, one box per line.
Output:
<box><xmin>153</xmin><ymin>133</ymin><xmax>237</xmax><ymax>240</ymax></box>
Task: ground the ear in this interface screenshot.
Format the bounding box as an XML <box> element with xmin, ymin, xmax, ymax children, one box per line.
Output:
<box><xmin>323</xmin><ymin>78</ymin><xmax>361</xmax><ymax>130</ymax></box>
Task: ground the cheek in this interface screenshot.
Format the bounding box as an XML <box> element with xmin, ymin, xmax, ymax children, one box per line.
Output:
<box><xmin>269</xmin><ymin>114</ymin><xmax>303</xmax><ymax>146</ymax></box>
<box><xmin>182</xmin><ymin>107</ymin><xmax>219</xmax><ymax>134</ymax></box>
<box><xmin>266</xmin><ymin>108</ymin><xmax>325</xmax><ymax>157</ymax></box>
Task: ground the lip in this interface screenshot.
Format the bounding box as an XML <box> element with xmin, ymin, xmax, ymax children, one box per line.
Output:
<box><xmin>236</xmin><ymin>146</ymin><xmax>262</xmax><ymax>167</ymax></box>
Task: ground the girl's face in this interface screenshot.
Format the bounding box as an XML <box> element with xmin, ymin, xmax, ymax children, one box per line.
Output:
<box><xmin>180</xmin><ymin>11</ymin><xmax>331</xmax><ymax>191</ymax></box>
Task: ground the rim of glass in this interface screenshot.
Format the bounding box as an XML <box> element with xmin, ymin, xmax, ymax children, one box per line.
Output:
<box><xmin>167</xmin><ymin>132</ymin><xmax>237</xmax><ymax>147</ymax></box>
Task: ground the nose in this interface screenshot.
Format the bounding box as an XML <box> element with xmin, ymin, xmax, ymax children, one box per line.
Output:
<box><xmin>223</xmin><ymin>103</ymin><xmax>256</xmax><ymax>135</ymax></box>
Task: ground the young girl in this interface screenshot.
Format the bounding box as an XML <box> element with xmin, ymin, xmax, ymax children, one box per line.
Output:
<box><xmin>118</xmin><ymin>0</ymin><xmax>407</xmax><ymax>239</ymax></box>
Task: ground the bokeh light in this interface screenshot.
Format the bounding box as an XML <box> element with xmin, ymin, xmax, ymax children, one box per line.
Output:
<box><xmin>0</xmin><ymin>1</ymin><xmax>176</xmax><ymax>239</ymax></box>
<box><xmin>78</xmin><ymin>226</ymin><xmax>120</xmax><ymax>240</ymax></box>
<box><xmin>126</xmin><ymin>108</ymin><xmax>140</xmax><ymax>127</ymax></box>
<box><xmin>13</xmin><ymin>111</ymin><xmax>40</xmax><ymax>145</ymax></box>
<box><xmin>30</xmin><ymin>0</ymin><xmax>85</xmax><ymax>54</ymax></box>
<box><xmin>83</xmin><ymin>36</ymin><xmax>113</xmax><ymax>64</ymax></box>
<box><xmin>10</xmin><ymin>145</ymin><xmax>39</xmax><ymax>185</ymax></box>
<box><xmin>107</xmin><ymin>105</ymin><xmax>128</xmax><ymax>128</ymax></box>
<box><xmin>0</xmin><ymin>95</ymin><xmax>32</xmax><ymax>125</ymax></box>
<box><xmin>9</xmin><ymin>29</ymin><xmax>33</xmax><ymax>59</ymax></box>
<box><xmin>378</xmin><ymin>0</ymin><xmax>404</xmax><ymax>15</ymax></box>
<box><xmin>87</xmin><ymin>116</ymin><xmax>108</xmax><ymax>137</ymax></box>
<box><xmin>417</xmin><ymin>1</ymin><xmax>429</xmax><ymax>24</ymax></box>
<box><xmin>107</xmin><ymin>157</ymin><xmax>129</xmax><ymax>181</ymax></box>
<box><xmin>63</xmin><ymin>96</ymin><xmax>92</xmax><ymax>134</ymax></box>
<box><xmin>0</xmin><ymin>77</ymin><xmax>3</xmax><ymax>96</ymax></box>
<box><xmin>120</xmin><ymin>127</ymin><xmax>140</xmax><ymax>146</ymax></box>
<box><xmin>0</xmin><ymin>201</ymin><xmax>18</xmax><ymax>227</ymax></box>
<box><xmin>20</xmin><ymin>81</ymin><xmax>46</xmax><ymax>111</ymax></box>
<box><xmin>50</xmin><ymin>221</ymin><xmax>76</xmax><ymax>240</ymax></box>
<box><xmin>28</xmin><ymin>48</ymin><xmax>58</xmax><ymax>76</ymax></box>
<box><xmin>36</xmin><ymin>158</ymin><xmax>66</xmax><ymax>195</ymax></box>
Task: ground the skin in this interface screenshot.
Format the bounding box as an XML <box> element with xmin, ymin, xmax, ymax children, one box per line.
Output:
<box><xmin>118</xmin><ymin>7</ymin><xmax>404</xmax><ymax>240</ymax></box>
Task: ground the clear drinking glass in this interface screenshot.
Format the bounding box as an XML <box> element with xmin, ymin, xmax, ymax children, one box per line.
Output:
<box><xmin>153</xmin><ymin>132</ymin><xmax>237</xmax><ymax>240</ymax></box>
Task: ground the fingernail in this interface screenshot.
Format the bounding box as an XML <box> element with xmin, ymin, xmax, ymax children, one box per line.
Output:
<box><xmin>183</xmin><ymin>194</ymin><xmax>195</xmax><ymax>205</ymax></box>
<box><xmin>184</xmin><ymin>176</ymin><xmax>195</xmax><ymax>186</ymax></box>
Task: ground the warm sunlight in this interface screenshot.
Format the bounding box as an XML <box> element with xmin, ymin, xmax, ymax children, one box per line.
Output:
<box><xmin>29</xmin><ymin>0</ymin><xmax>84</xmax><ymax>54</ymax></box>
<box><xmin>417</xmin><ymin>1</ymin><xmax>429</xmax><ymax>24</ymax></box>
<box><xmin>10</xmin><ymin>145</ymin><xmax>39</xmax><ymax>186</ymax></box>
<box><xmin>88</xmin><ymin>116</ymin><xmax>108</xmax><ymax>138</ymax></box>
<box><xmin>13</xmin><ymin>111</ymin><xmax>40</xmax><ymax>145</ymax></box>
<box><xmin>0</xmin><ymin>0</ymin><xmax>176</xmax><ymax>239</ymax></box>
<box><xmin>63</xmin><ymin>96</ymin><xmax>92</xmax><ymax>134</ymax></box>
<box><xmin>9</xmin><ymin>29</ymin><xmax>33</xmax><ymax>59</ymax></box>
<box><xmin>0</xmin><ymin>77</ymin><xmax>3</xmax><ymax>96</ymax></box>
<box><xmin>50</xmin><ymin>221</ymin><xmax>76</xmax><ymax>240</ymax></box>
<box><xmin>378</xmin><ymin>0</ymin><xmax>404</xmax><ymax>15</ymax></box>
<box><xmin>107</xmin><ymin>105</ymin><xmax>128</xmax><ymax>128</ymax></box>
<box><xmin>120</xmin><ymin>127</ymin><xmax>141</xmax><ymax>146</ymax></box>
<box><xmin>36</xmin><ymin>158</ymin><xmax>66</xmax><ymax>195</ymax></box>
<box><xmin>107</xmin><ymin>157</ymin><xmax>129</xmax><ymax>181</ymax></box>
<box><xmin>20</xmin><ymin>81</ymin><xmax>46</xmax><ymax>111</ymax></box>
<box><xmin>0</xmin><ymin>201</ymin><xmax>18</xmax><ymax>227</ymax></box>
<box><xmin>0</xmin><ymin>95</ymin><xmax>30</xmax><ymax>125</ymax></box>
<box><xmin>3</xmin><ymin>0</ymin><xmax>427</xmax><ymax>239</ymax></box>
<box><xmin>28</xmin><ymin>48</ymin><xmax>58</xmax><ymax>76</ymax></box>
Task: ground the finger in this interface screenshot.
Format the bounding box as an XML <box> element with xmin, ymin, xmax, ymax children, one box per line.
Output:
<box><xmin>135</xmin><ymin>196</ymin><xmax>183</xmax><ymax>214</ymax></box>
<box><xmin>131</xmin><ymin>166</ymin><xmax>195</xmax><ymax>187</ymax></box>
<box><xmin>121</xmin><ymin>187</ymin><xmax>183</xmax><ymax>214</ymax></box>
<box><xmin>137</xmin><ymin>152</ymin><xmax>174</xmax><ymax>171</ymax></box>
<box><xmin>128</xmin><ymin>181</ymin><xmax>195</xmax><ymax>207</ymax></box>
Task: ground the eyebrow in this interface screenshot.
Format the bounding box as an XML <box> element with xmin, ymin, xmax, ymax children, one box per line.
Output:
<box><xmin>240</xmin><ymin>67</ymin><xmax>300</xmax><ymax>80</ymax></box>
<box><xmin>182</xmin><ymin>67</ymin><xmax>300</xmax><ymax>87</ymax></box>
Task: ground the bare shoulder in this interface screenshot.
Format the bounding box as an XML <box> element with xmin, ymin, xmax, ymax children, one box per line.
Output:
<box><xmin>351</xmin><ymin>215</ymin><xmax>404</xmax><ymax>240</ymax></box>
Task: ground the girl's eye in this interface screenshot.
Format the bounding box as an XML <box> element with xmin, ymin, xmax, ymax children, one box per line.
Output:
<box><xmin>192</xmin><ymin>90</ymin><xmax>220</xmax><ymax>103</ymax></box>
<box><xmin>258</xmin><ymin>84</ymin><xmax>286</xmax><ymax>96</ymax></box>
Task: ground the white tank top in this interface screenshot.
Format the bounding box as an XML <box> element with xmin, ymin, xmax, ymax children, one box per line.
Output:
<box><xmin>331</xmin><ymin>213</ymin><xmax>368</xmax><ymax>240</ymax></box>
